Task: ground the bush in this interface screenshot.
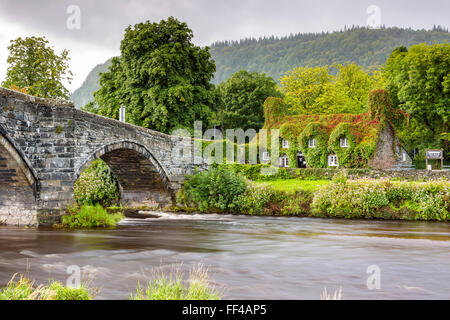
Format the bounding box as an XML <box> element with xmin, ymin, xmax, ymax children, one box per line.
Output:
<box><xmin>232</xmin><ymin>182</ymin><xmax>312</xmax><ymax>216</ymax></box>
<box><xmin>177</xmin><ymin>166</ymin><xmax>247</xmax><ymax>212</ymax></box>
<box><xmin>311</xmin><ymin>179</ymin><xmax>449</xmax><ymax>220</ymax></box>
<box><xmin>58</xmin><ymin>204</ymin><xmax>124</xmax><ymax>229</ymax></box>
<box><xmin>232</xmin><ymin>182</ymin><xmax>285</xmax><ymax>215</ymax></box>
<box><xmin>74</xmin><ymin>159</ymin><xmax>119</xmax><ymax>207</ymax></box>
<box><xmin>0</xmin><ymin>274</ymin><xmax>92</xmax><ymax>300</ymax></box>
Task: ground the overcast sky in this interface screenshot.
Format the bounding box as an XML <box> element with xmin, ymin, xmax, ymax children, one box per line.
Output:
<box><xmin>0</xmin><ymin>0</ymin><xmax>448</xmax><ymax>92</ymax></box>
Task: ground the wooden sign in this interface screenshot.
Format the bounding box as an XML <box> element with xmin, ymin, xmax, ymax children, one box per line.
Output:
<box><xmin>425</xmin><ymin>149</ymin><xmax>444</xmax><ymax>170</ymax></box>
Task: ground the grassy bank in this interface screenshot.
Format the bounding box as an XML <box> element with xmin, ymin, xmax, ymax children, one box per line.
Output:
<box><xmin>176</xmin><ymin>166</ymin><xmax>449</xmax><ymax>221</ymax></box>
<box><xmin>0</xmin><ymin>274</ymin><xmax>93</xmax><ymax>300</ymax></box>
<box><xmin>1</xmin><ymin>267</ymin><xmax>220</xmax><ymax>300</ymax></box>
<box><xmin>130</xmin><ymin>265</ymin><xmax>220</xmax><ymax>300</ymax></box>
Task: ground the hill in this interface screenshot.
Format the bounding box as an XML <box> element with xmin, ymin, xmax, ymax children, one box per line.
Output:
<box><xmin>71</xmin><ymin>26</ymin><xmax>449</xmax><ymax>108</ymax></box>
<box><xmin>71</xmin><ymin>58</ymin><xmax>112</xmax><ymax>108</ymax></box>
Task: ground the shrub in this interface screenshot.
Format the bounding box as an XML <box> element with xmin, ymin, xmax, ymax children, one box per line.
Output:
<box><xmin>0</xmin><ymin>274</ymin><xmax>92</xmax><ymax>300</ymax></box>
<box><xmin>311</xmin><ymin>179</ymin><xmax>449</xmax><ymax>220</ymax></box>
<box><xmin>177</xmin><ymin>166</ymin><xmax>247</xmax><ymax>212</ymax></box>
<box><xmin>232</xmin><ymin>182</ymin><xmax>285</xmax><ymax>215</ymax></box>
<box><xmin>58</xmin><ymin>204</ymin><xmax>124</xmax><ymax>229</ymax></box>
<box><xmin>74</xmin><ymin>159</ymin><xmax>119</xmax><ymax>207</ymax></box>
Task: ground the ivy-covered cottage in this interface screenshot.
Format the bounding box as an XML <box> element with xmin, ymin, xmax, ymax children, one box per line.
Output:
<box><xmin>258</xmin><ymin>89</ymin><xmax>412</xmax><ymax>169</ymax></box>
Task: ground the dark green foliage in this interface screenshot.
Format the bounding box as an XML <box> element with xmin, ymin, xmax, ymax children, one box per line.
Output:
<box><xmin>384</xmin><ymin>43</ymin><xmax>450</xmax><ymax>157</ymax></box>
<box><xmin>94</xmin><ymin>17</ymin><xmax>217</xmax><ymax>133</ymax></box>
<box><xmin>74</xmin><ymin>159</ymin><xmax>120</xmax><ymax>207</ymax></box>
<box><xmin>217</xmin><ymin>70</ymin><xmax>282</xmax><ymax>131</ymax></box>
<box><xmin>177</xmin><ymin>166</ymin><xmax>247</xmax><ymax>211</ymax></box>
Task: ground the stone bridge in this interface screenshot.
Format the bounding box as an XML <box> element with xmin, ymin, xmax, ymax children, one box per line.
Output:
<box><xmin>0</xmin><ymin>88</ymin><xmax>204</xmax><ymax>226</ymax></box>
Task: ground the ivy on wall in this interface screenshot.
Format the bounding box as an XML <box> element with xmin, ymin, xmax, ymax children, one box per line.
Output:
<box><xmin>257</xmin><ymin>89</ymin><xmax>407</xmax><ymax>168</ymax></box>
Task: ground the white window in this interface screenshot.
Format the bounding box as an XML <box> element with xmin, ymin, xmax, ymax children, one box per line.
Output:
<box><xmin>340</xmin><ymin>137</ymin><xmax>349</xmax><ymax>148</ymax></box>
<box><xmin>328</xmin><ymin>154</ymin><xmax>338</xmax><ymax>167</ymax></box>
<box><xmin>279</xmin><ymin>155</ymin><xmax>289</xmax><ymax>167</ymax></box>
<box><xmin>308</xmin><ymin>138</ymin><xmax>316</xmax><ymax>148</ymax></box>
<box><xmin>262</xmin><ymin>151</ymin><xmax>270</xmax><ymax>161</ymax></box>
<box><xmin>402</xmin><ymin>151</ymin><xmax>407</xmax><ymax>162</ymax></box>
<box><xmin>282</xmin><ymin>139</ymin><xmax>289</xmax><ymax>148</ymax></box>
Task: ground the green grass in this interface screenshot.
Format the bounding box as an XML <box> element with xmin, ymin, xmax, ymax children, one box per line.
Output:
<box><xmin>256</xmin><ymin>179</ymin><xmax>331</xmax><ymax>192</ymax></box>
<box><xmin>56</xmin><ymin>204</ymin><xmax>124</xmax><ymax>229</ymax></box>
<box><xmin>0</xmin><ymin>274</ymin><xmax>92</xmax><ymax>300</ymax></box>
<box><xmin>130</xmin><ymin>265</ymin><xmax>220</xmax><ymax>300</ymax></box>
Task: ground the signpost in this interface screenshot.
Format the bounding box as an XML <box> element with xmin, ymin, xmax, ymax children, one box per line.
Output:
<box><xmin>425</xmin><ymin>149</ymin><xmax>444</xmax><ymax>170</ymax></box>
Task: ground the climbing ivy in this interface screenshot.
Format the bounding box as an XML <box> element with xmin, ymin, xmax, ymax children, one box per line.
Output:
<box><xmin>257</xmin><ymin>89</ymin><xmax>407</xmax><ymax>168</ymax></box>
<box><xmin>299</xmin><ymin>123</ymin><xmax>329</xmax><ymax>168</ymax></box>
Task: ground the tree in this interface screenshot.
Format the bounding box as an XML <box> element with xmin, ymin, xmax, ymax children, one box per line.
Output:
<box><xmin>2</xmin><ymin>36</ymin><xmax>73</xmax><ymax>99</ymax></box>
<box><xmin>384</xmin><ymin>43</ymin><xmax>450</xmax><ymax>156</ymax></box>
<box><xmin>93</xmin><ymin>17</ymin><xmax>216</xmax><ymax>134</ymax></box>
<box><xmin>280</xmin><ymin>66</ymin><xmax>337</xmax><ymax>114</ymax></box>
<box><xmin>333</xmin><ymin>63</ymin><xmax>382</xmax><ymax>113</ymax></box>
<box><xmin>217</xmin><ymin>70</ymin><xmax>282</xmax><ymax>131</ymax></box>
<box><xmin>280</xmin><ymin>64</ymin><xmax>380</xmax><ymax>115</ymax></box>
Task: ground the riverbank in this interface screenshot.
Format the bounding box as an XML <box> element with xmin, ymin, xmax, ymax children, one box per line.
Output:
<box><xmin>174</xmin><ymin>165</ymin><xmax>449</xmax><ymax>221</ymax></box>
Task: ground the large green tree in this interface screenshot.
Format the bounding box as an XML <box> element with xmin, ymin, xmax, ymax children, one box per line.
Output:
<box><xmin>2</xmin><ymin>36</ymin><xmax>73</xmax><ymax>99</ymax></box>
<box><xmin>333</xmin><ymin>63</ymin><xmax>382</xmax><ymax>113</ymax></box>
<box><xmin>217</xmin><ymin>70</ymin><xmax>282</xmax><ymax>131</ymax></box>
<box><xmin>280</xmin><ymin>64</ymin><xmax>380</xmax><ymax>115</ymax></box>
<box><xmin>93</xmin><ymin>17</ymin><xmax>217</xmax><ymax>133</ymax></box>
<box><xmin>384</xmin><ymin>43</ymin><xmax>450</xmax><ymax>156</ymax></box>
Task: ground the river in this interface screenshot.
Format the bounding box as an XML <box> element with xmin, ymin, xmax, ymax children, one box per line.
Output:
<box><xmin>1</xmin><ymin>212</ymin><xmax>450</xmax><ymax>299</ymax></box>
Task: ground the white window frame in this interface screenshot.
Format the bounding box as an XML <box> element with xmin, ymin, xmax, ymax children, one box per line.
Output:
<box><xmin>282</xmin><ymin>139</ymin><xmax>289</xmax><ymax>148</ymax></box>
<box><xmin>328</xmin><ymin>154</ymin><xmax>338</xmax><ymax>167</ymax></box>
<box><xmin>308</xmin><ymin>138</ymin><xmax>316</xmax><ymax>148</ymax></box>
<box><xmin>340</xmin><ymin>137</ymin><xmax>349</xmax><ymax>148</ymax></box>
<box><xmin>262</xmin><ymin>151</ymin><xmax>270</xmax><ymax>161</ymax></box>
<box><xmin>279</xmin><ymin>155</ymin><xmax>289</xmax><ymax>167</ymax></box>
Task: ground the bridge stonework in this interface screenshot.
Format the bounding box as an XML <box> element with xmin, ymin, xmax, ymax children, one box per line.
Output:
<box><xmin>0</xmin><ymin>88</ymin><xmax>204</xmax><ymax>226</ymax></box>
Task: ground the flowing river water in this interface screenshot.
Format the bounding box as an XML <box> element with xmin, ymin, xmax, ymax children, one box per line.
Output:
<box><xmin>1</xmin><ymin>212</ymin><xmax>450</xmax><ymax>299</ymax></box>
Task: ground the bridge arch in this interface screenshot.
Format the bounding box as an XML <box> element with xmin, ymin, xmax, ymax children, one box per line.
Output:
<box><xmin>76</xmin><ymin>140</ymin><xmax>173</xmax><ymax>207</ymax></box>
<box><xmin>0</xmin><ymin>126</ymin><xmax>39</xmax><ymax>224</ymax></box>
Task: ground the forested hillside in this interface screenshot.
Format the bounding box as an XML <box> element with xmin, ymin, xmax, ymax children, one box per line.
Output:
<box><xmin>211</xmin><ymin>26</ymin><xmax>449</xmax><ymax>84</ymax></box>
<box><xmin>71</xmin><ymin>26</ymin><xmax>449</xmax><ymax>108</ymax></box>
<box><xmin>71</xmin><ymin>58</ymin><xmax>112</xmax><ymax>108</ymax></box>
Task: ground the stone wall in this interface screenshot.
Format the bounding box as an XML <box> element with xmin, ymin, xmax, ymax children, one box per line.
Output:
<box><xmin>0</xmin><ymin>87</ymin><xmax>203</xmax><ymax>225</ymax></box>
<box><xmin>283</xmin><ymin>167</ymin><xmax>450</xmax><ymax>181</ymax></box>
<box><xmin>368</xmin><ymin>124</ymin><xmax>398</xmax><ymax>169</ymax></box>
<box><xmin>0</xmin><ymin>136</ymin><xmax>37</xmax><ymax>225</ymax></box>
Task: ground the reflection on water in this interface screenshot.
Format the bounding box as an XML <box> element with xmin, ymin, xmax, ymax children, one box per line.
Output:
<box><xmin>1</xmin><ymin>212</ymin><xmax>450</xmax><ymax>299</ymax></box>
